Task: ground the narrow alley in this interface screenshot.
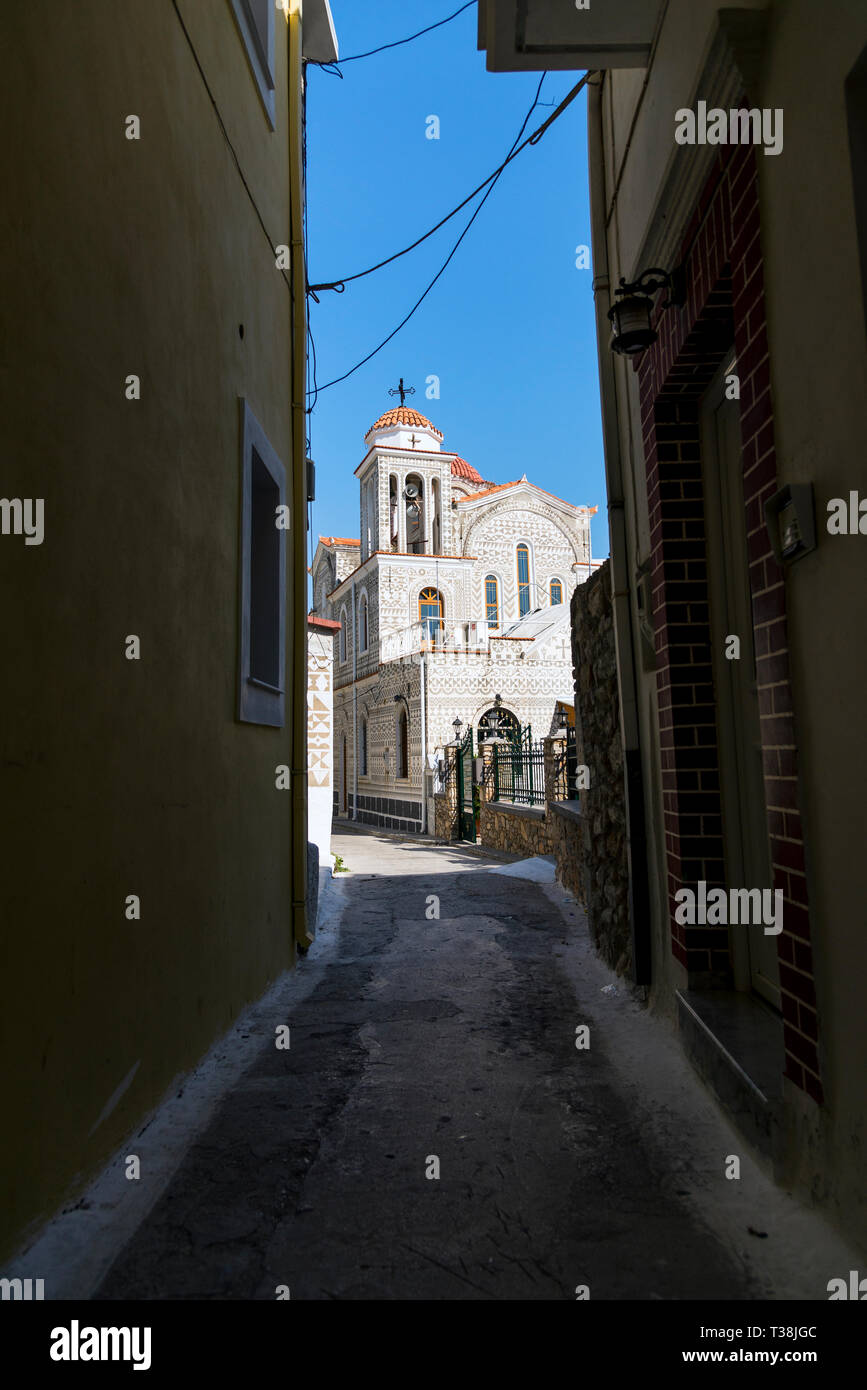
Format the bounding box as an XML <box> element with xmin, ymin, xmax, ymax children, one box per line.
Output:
<box><xmin>6</xmin><ymin>0</ymin><xmax>867</xmax><ymax>1354</ymax></box>
<box><xmin>90</xmin><ymin>831</ymin><xmax>854</xmax><ymax>1302</ymax></box>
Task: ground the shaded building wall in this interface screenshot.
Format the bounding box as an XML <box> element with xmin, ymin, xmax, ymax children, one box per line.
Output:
<box><xmin>0</xmin><ymin>1</ymin><xmax>300</xmax><ymax>1259</ymax></box>
<box><xmin>571</xmin><ymin>562</ymin><xmax>631</xmax><ymax>974</ymax></box>
<box><xmin>595</xmin><ymin>1</ymin><xmax>867</xmax><ymax>1246</ymax></box>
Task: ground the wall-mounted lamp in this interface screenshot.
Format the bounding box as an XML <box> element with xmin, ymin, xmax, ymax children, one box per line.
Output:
<box><xmin>608</xmin><ymin>266</ymin><xmax>686</xmax><ymax>356</ymax></box>
<box><xmin>482</xmin><ymin>694</ymin><xmax>513</xmax><ymax>747</ymax></box>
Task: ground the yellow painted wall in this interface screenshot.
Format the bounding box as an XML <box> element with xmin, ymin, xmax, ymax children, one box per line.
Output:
<box><xmin>0</xmin><ymin>0</ymin><xmax>298</xmax><ymax>1259</ymax></box>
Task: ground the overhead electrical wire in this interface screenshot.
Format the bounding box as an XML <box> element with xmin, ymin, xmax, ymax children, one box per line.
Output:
<box><xmin>304</xmin><ymin>7</ymin><xmax>484</xmax><ymax>561</ymax></box>
<box><xmin>313</xmin><ymin>1</ymin><xmax>478</xmax><ymax>73</ymax></box>
<box><xmin>308</xmin><ymin>70</ymin><xmax>593</xmax><ymax>297</ymax></box>
<box><xmin>306</xmin><ymin>71</ymin><xmax>552</xmax><ymax>398</ymax></box>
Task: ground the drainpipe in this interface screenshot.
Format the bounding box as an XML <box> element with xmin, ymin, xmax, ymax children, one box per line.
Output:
<box><xmin>419</xmin><ymin>648</ymin><xmax>427</xmax><ymax>834</ymax></box>
<box><xmin>351</xmin><ymin>576</ymin><xmax>358</xmax><ymax>821</ymax></box>
<box><xmin>288</xmin><ymin>8</ymin><xmax>312</xmax><ymax>951</ymax></box>
<box><xmin>588</xmin><ymin>77</ymin><xmax>651</xmax><ymax>985</ymax></box>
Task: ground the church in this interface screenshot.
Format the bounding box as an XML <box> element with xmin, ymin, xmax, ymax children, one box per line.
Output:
<box><xmin>311</xmin><ymin>401</ymin><xmax>598</xmax><ymax>836</ymax></box>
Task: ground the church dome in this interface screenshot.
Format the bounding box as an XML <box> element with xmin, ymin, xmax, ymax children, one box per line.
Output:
<box><xmin>365</xmin><ymin>406</ymin><xmax>444</xmax><ymax>441</ymax></box>
<box><xmin>450</xmin><ymin>456</ymin><xmax>484</xmax><ymax>483</ymax></box>
<box><xmin>364</xmin><ymin>406</ymin><xmax>444</xmax><ymax>454</ymax></box>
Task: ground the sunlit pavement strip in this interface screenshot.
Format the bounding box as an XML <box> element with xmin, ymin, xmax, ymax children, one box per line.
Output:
<box><xmin>481</xmin><ymin>856</ymin><xmax>557</xmax><ymax>882</ymax></box>
<box><xmin>73</xmin><ymin>828</ymin><xmax>858</xmax><ymax>1301</ymax></box>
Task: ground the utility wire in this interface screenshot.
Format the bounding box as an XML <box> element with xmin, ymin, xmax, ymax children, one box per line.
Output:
<box><xmin>313</xmin><ymin>1</ymin><xmax>477</xmax><ymax>71</ymax></box>
<box><xmin>307</xmin><ymin>72</ymin><xmax>550</xmax><ymax>398</ymax></box>
<box><xmin>307</xmin><ymin>318</ymin><xmax>319</xmax><ymax>418</ymax></box>
<box><xmin>308</xmin><ymin>70</ymin><xmax>593</xmax><ymax>295</ymax></box>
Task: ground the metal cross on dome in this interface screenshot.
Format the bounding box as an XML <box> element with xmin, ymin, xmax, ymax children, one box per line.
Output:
<box><xmin>388</xmin><ymin>377</ymin><xmax>415</xmax><ymax>407</ymax></box>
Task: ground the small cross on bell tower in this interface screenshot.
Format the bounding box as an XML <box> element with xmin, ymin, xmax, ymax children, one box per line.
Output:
<box><xmin>388</xmin><ymin>377</ymin><xmax>415</xmax><ymax>408</ymax></box>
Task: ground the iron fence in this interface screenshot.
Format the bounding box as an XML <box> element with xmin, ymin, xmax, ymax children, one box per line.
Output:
<box><xmin>491</xmin><ymin>737</ymin><xmax>546</xmax><ymax>807</ymax></box>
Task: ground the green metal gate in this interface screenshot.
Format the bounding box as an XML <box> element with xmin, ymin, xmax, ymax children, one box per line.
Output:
<box><xmin>454</xmin><ymin>727</ymin><xmax>476</xmax><ymax>841</ymax></box>
<box><xmin>490</xmin><ymin>722</ymin><xmax>543</xmax><ymax>806</ymax></box>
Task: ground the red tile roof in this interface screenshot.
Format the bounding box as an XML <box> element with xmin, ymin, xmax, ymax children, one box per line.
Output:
<box><xmin>450</xmin><ymin>456</ymin><xmax>485</xmax><ymax>482</ymax></box>
<box><xmin>457</xmin><ymin>480</ymin><xmax>521</xmax><ymax>502</ymax></box>
<box><xmin>308</xmin><ymin>614</ymin><xmax>341</xmax><ymax>631</ymax></box>
<box><xmin>366</xmin><ymin>407</ymin><xmax>443</xmax><ymax>440</ymax></box>
<box><xmin>454</xmin><ymin>479</ymin><xmax>594</xmax><ymax>510</ymax></box>
<box><xmin>318</xmin><ymin>535</ymin><xmax>360</xmax><ymax>547</ymax></box>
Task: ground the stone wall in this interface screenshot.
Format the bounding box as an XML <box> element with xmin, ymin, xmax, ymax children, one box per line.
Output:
<box><xmin>548</xmin><ymin>801</ymin><xmax>582</xmax><ymax>902</ymax></box>
<box><xmin>571</xmin><ymin>560</ymin><xmax>631</xmax><ymax>975</ymax></box>
<box><xmin>433</xmin><ymin>790</ymin><xmax>456</xmax><ymax>842</ymax></box>
<box><xmin>480</xmin><ymin>801</ymin><xmax>553</xmax><ymax>857</ymax></box>
<box><xmin>479</xmin><ymin>795</ymin><xmax>583</xmax><ymax>902</ymax></box>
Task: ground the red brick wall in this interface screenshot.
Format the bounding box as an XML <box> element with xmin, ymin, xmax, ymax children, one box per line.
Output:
<box><xmin>637</xmin><ymin>140</ymin><xmax>822</xmax><ymax>1103</ymax></box>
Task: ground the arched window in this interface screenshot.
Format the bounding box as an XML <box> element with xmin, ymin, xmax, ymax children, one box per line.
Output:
<box><xmin>367</xmin><ymin>479</ymin><xmax>376</xmax><ymax>555</ymax></box>
<box><xmin>485</xmin><ymin>574</ymin><xmax>499</xmax><ymax>628</ymax></box>
<box><xmin>389</xmin><ymin>475</ymin><xmax>399</xmax><ymax>551</ymax></box>
<box><xmin>550</xmin><ymin>577</ymin><xmax>563</xmax><ymax>606</ymax></box>
<box><xmin>360</xmin><ymin>716</ymin><xmax>368</xmax><ymax>776</ymax></box>
<box><xmin>419</xmin><ymin>587</ymin><xmax>443</xmax><ymax>637</ymax></box>
<box><xmin>405</xmin><ymin>474</ymin><xmax>425</xmax><ymax>554</ymax></box>
<box><xmin>516</xmin><ymin>544</ymin><xmax>531</xmax><ymax>617</ymax></box>
<box><xmin>431</xmin><ymin>477</ymin><xmax>441</xmax><ymax>554</ymax></box>
<box><xmin>338</xmin><ymin>607</ymin><xmax>347</xmax><ymax>663</ymax></box>
<box><xmin>397</xmin><ymin>707</ymin><xmax>409</xmax><ymax>779</ymax></box>
<box><xmin>358</xmin><ymin>592</ymin><xmax>369</xmax><ymax>652</ymax></box>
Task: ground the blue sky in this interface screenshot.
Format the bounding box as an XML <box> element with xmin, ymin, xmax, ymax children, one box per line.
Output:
<box><xmin>305</xmin><ymin>0</ymin><xmax>607</xmax><ymax>560</ymax></box>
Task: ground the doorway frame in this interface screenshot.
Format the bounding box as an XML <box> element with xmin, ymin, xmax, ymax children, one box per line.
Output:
<box><xmin>701</xmin><ymin>353</ymin><xmax>781</xmax><ymax>1009</ymax></box>
<box><xmin>633</xmin><ymin>135</ymin><xmax>821</xmax><ymax>1099</ymax></box>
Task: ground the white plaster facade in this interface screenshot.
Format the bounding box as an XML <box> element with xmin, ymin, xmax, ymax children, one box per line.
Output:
<box><xmin>307</xmin><ymin>616</ymin><xmax>338</xmax><ymax>868</ymax></box>
<box><xmin>312</xmin><ymin>406</ymin><xmax>599</xmax><ymax>834</ymax></box>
